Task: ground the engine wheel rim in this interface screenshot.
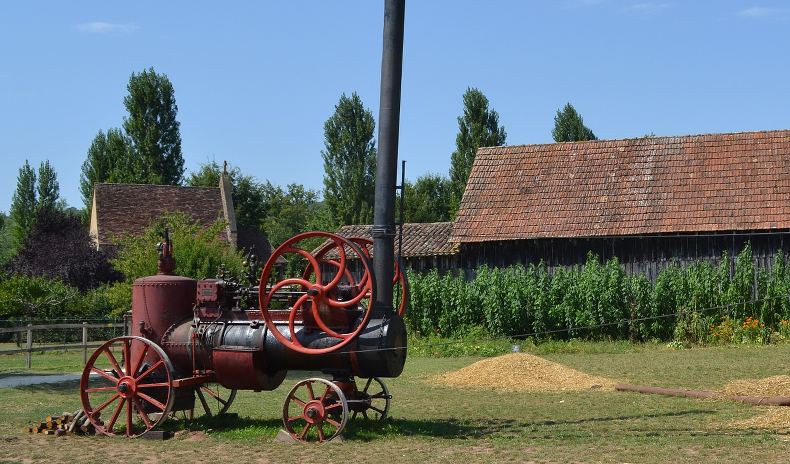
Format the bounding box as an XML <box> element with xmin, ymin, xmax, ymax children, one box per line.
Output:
<box><xmin>351</xmin><ymin>377</ymin><xmax>391</xmax><ymax>421</ymax></box>
<box><xmin>192</xmin><ymin>383</ymin><xmax>237</xmax><ymax>418</ymax></box>
<box><xmin>259</xmin><ymin>231</ymin><xmax>376</xmax><ymax>355</ymax></box>
<box><xmin>80</xmin><ymin>336</ymin><xmax>175</xmax><ymax>437</ymax></box>
<box><xmin>282</xmin><ymin>377</ymin><xmax>348</xmax><ymax>442</ymax></box>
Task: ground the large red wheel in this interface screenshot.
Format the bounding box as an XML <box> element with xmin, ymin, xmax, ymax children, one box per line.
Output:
<box><xmin>282</xmin><ymin>378</ymin><xmax>348</xmax><ymax>443</ymax></box>
<box><xmin>80</xmin><ymin>336</ymin><xmax>175</xmax><ymax>437</ymax></box>
<box><xmin>309</xmin><ymin>237</ymin><xmax>409</xmax><ymax>316</ymax></box>
<box><xmin>259</xmin><ymin>231</ymin><xmax>375</xmax><ymax>355</ymax></box>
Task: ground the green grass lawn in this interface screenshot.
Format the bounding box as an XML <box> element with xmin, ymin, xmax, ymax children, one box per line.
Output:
<box><xmin>1</xmin><ymin>343</ymin><xmax>789</xmax><ymax>463</ymax></box>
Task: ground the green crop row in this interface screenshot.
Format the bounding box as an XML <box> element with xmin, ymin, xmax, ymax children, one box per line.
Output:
<box><xmin>404</xmin><ymin>244</ymin><xmax>790</xmax><ymax>344</ymax></box>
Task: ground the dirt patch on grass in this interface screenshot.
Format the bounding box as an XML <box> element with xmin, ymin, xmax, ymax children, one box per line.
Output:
<box><xmin>721</xmin><ymin>375</ymin><xmax>790</xmax><ymax>397</ymax></box>
<box><xmin>431</xmin><ymin>353</ymin><xmax>617</xmax><ymax>392</ymax></box>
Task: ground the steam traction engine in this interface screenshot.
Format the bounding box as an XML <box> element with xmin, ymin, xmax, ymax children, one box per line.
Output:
<box><xmin>79</xmin><ymin>232</ymin><xmax>408</xmax><ymax>442</ymax></box>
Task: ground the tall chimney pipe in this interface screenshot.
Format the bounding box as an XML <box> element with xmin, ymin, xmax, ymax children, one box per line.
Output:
<box><xmin>372</xmin><ymin>0</ymin><xmax>405</xmax><ymax>316</ymax></box>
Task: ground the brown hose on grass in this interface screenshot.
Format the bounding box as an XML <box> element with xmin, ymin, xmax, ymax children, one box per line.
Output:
<box><xmin>615</xmin><ymin>384</ymin><xmax>790</xmax><ymax>406</ymax></box>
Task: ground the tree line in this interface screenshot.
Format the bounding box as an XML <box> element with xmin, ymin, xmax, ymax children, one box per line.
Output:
<box><xmin>2</xmin><ymin>67</ymin><xmax>600</xmax><ymax>266</ymax></box>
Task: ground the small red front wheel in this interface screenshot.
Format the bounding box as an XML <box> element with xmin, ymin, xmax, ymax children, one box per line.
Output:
<box><xmin>283</xmin><ymin>378</ymin><xmax>348</xmax><ymax>443</ymax></box>
<box><xmin>79</xmin><ymin>336</ymin><xmax>175</xmax><ymax>437</ymax></box>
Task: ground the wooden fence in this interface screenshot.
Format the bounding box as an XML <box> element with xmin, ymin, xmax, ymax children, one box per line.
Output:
<box><xmin>0</xmin><ymin>320</ymin><xmax>129</xmax><ymax>369</ymax></box>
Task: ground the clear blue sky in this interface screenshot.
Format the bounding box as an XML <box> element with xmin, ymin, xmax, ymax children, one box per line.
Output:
<box><xmin>1</xmin><ymin>0</ymin><xmax>788</xmax><ymax>211</ymax></box>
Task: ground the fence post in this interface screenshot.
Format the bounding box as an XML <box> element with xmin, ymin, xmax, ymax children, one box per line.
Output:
<box><xmin>25</xmin><ymin>324</ymin><xmax>32</xmax><ymax>369</ymax></box>
<box><xmin>82</xmin><ymin>322</ymin><xmax>88</xmax><ymax>366</ymax></box>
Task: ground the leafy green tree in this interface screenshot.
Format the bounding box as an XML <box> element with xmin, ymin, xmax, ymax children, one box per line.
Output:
<box><xmin>123</xmin><ymin>67</ymin><xmax>184</xmax><ymax>185</ymax></box>
<box><xmin>448</xmin><ymin>88</ymin><xmax>507</xmax><ymax>215</ymax></box>
<box><xmin>187</xmin><ymin>161</ymin><xmax>267</xmax><ymax>228</ymax></box>
<box><xmin>552</xmin><ymin>103</ymin><xmax>597</xmax><ymax>142</ymax></box>
<box><xmin>36</xmin><ymin>160</ymin><xmax>59</xmax><ymax>213</ymax></box>
<box><xmin>80</xmin><ymin>128</ymin><xmax>134</xmax><ymax>211</ymax></box>
<box><xmin>261</xmin><ymin>183</ymin><xmax>320</xmax><ymax>247</ymax></box>
<box><xmin>0</xmin><ymin>213</ymin><xmax>13</xmax><ymax>265</ymax></box>
<box><xmin>321</xmin><ymin>92</ymin><xmax>376</xmax><ymax>226</ymax></box>
<box><xmin>10</xmin><ymin>161</ymin><xmax>37</xmax><ymax>245</ymax></box>
<box><xmin>112</xmin><ymin>212</ymin><xmax>244</xmax><ymax>282</ymax></box>
<box><xmin>402</xmin><ymin>174</ymin><xmax>452</xmax><ymax>223</ymax></box>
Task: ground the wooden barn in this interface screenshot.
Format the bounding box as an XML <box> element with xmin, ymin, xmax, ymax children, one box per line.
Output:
<box><xmin>451</xmin><ymin>130</ymin><xmax>790</xmax><ymax>279</ymax></box>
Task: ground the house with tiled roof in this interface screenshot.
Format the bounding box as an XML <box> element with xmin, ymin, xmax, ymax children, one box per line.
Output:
<box><xmin>332</xmin><ymin>222</ymin><xmax>458</xmax><ymax>272</ymax></box>
<box><xmin>88</xmin><ymin>175</ymin><xmax>276</xmax><ymax>263</ymax></box>
<box><xmin>451</xmin><ymin>130</ymin><xmax>790</xmax><ymax>278</ymax></box>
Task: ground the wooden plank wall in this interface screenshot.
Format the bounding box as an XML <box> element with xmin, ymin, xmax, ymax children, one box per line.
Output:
<box><xmin>455</xmin><ymin>232</ymin><xmax>790</xmax><ymax>281</ymax></box>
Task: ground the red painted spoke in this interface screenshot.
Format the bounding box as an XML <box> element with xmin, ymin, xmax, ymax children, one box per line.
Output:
<box><xmin>106</xmin><ymin>395</ymin><xmax>125</xmax><ymax>431</ymax></box>
<box><xmin>325</xmin><ymin>417</ymin><xmax>341</xmax><ymax>428</ymax></box>
<box><xmin>93</xmin><ymin>392</ymin><xmax>121</xmax><ymax>414</ymax></box>
<box><xmin>370</xmin><ymin>406</ymin><xmax>385</xmax><ymax>415</ymax></box>
<box><xmin>316</xmin><ymin>424</ymin><xmax>325</xmax><ymax>441</ymax></box>
<box><xmin>136</xmin><ymin>360</ymin><xmax>164</xmax><ymax>382</ymax></box>
<box><xmin>84</xmin><ymin>386</ymin><xmax>116</xmax><ymax>393</ymax></box>
<box><xmin>133</xmin><ymin>398</ymin><xmax>154</xmax><ymax>429</ymax></box>
<box><xmin>286</xmin><ymin>416</ymin><xmax>302</xmax><ymax>423</ymax></box>
<box><xmin>291</xmin><ymin>396</ymin><xmax>306</xmax><ymax>407</ymax></box>
<box><xmin>132</xmin><ymin>343</ymin><xmax>149</xmax><ymax>377</ymax></box>
<box><xmin>136</xmin><ymin>391</ymin><xmax>166</xmax><ymax>412</ymax></box>
<box><xmin>103</xmin><ymin>348</ymin><xmax>124</xmax><ymax>376</ymax></box>
<box><xmin>299</xmin><ymin>423</ymin><xmax>311</xmax><ymax>440</ymax></box>
<box><xmin>305</xmin><ymin>382</ymin><xmax>315</xmax><ymax>400</ymax></box>
<box><xmin>90</xmin><ymin>368</ymin><xmax>119</xmax><ymax>384</ymax></box>
<box><xmin>125</xmin><ymin>398</ymin><xmax>133</xmax><ymax>437</ymax></box>
<box><xmin>137</xmin><ymin>382</ymin><xmax>171</xmax><ymax>389</ymax></box>
<box><xmin>362</xmin><ymin>378</ymin><xmax>373</xmax><ymax>393</ymax></box>
<box><xmin>325</xmin><ymin>402</ymin><xmax>342</xmax><ymax>411</ymax></box>
<box><xmin>201</xmin><ymin>387</ymin><xmax>227</xmax><ymax>405</ymax></box>
<box><xmin>370</xmin><ymin>391</ymin><xmax>387</xmax><ymax>398</ymax></box>
<box><xmin>123</xmin><ymin>339</ymin><xmax>131</xmax><ymax>376</ymax></box>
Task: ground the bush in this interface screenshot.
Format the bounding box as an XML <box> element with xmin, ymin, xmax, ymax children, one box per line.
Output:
<box><xmin>112</xmin><ymin>212</ymin><xmax>245</xmax><ymax>282</ymax></box>
<box><xmin>5</xmin><ymin>208</ymin><xmax>120</xmax><ymax>291</ymax></box>
<box><xmin>0</xmin><ymin>274</ymin><xmax>83</xmax><ymax>320</ymax></box>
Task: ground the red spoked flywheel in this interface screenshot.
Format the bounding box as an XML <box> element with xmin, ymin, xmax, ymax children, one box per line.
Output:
<box><xmin>309</xmin><ymin>237</ymin><xmax>409</xmax><ymax>317</ymax></box>
<box><xmin>259</xmin><ymin>232</ymin><xmax>375</xmax><ymax>355</ymax></box>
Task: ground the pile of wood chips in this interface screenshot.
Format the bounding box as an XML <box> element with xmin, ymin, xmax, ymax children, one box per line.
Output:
<box><xmin>431</xmin><ymin>353</ymin><xmax>617</xmax><ymax>392</ymax></box>
<box><xmin>721</xmin><ymin>375</ymin><xmax>790</xmax><ymax>397</ymax></box>
<box><xmin>724</xmin><ymin>375</ymin><xmax>790</xmax><ymax>429</ymax></box>
<box><xmin>27</xmin><ymin>410</ymin><xmax>98</xmax><ymax>436</ymax></box>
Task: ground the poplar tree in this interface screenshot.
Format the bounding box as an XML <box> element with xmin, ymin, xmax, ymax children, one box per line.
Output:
<box><xmin>552</xmin><ymin>103</ymin><xmax>597</xmax><ymax>142</ymax></box>
<box><xmin>10</xmin><ymin>161</ymin><xmax>37</xmax><ymax>245</ymax></box>
<box><xmin>123</xmin><ymin>67</ymin><xmax>184</xmax><ymax>185</ymax></box>
<box><xmin>321</xmin><ymin>92</ymin><xmax>376</xmax><ymax>226</ymax></box>
<box><xmin>36</xmin><ymin>160</ymin><xmax>60</xmax><ymax>212</ymax></box>
<box><xmin>79</xmin><ymin>128</ymin><xmax>133</xmax><ymax>210</ymax></box>
<box><xmin>448</xmin><ymin>88</ymin><xmax>506</xmax><ymax>215</ymax></box>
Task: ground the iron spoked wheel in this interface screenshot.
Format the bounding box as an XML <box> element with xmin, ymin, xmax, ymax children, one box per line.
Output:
<box><xmin>192</xmin><ymin>383</ymin><xmax>237</xmax><ymax>418</ymax></box>
<box><xmin>351</xmin><ymin>377</ymin><xmax>391</xmax><ymax>421</ymax></box>
<box><xmin>282</xmin><ymin>378</ymin><xmax>348</xmax><ymax>443</ymax></box>
<box><xmin>80</xmin><ymin>336</ymin><xmax>175</xmax><ymax>437</ymax></box>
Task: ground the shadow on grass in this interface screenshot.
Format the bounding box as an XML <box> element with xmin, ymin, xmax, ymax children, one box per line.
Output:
<box><xmin>157</xmin><ymin>408</ymin><xmax>724</xmax><ymax>442</ymax></box>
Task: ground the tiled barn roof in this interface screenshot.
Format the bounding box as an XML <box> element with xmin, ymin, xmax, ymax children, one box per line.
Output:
<box><xmin>325</xmin><ymin>222</ymin><xmax>456</xmax><ymax>257</ymax></box>
<box><xmin>93</xmin><ymin>183</ymin><xmax>224</xmax><ymax>246</ymax></box>
<box><xmin>451</xmin><ymin>130</ymin><xmax>790</xmax><ymax>243</ymax></box>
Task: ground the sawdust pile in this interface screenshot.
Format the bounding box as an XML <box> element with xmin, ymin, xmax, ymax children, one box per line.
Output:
<box><xmin>721</xmin><ymin>375</ymin><xmax>790</xmax><ymax>397</ymax></box>
<box><xmin>723</xmin><ymin>376</ymin><xmax>790</xmax><ymax>430</ymax></box>
<box><xmin>432</xmin><ymin>353</ymin><xmax>617</xmax><ymax>392</ymax></box>
<box><xmin>731</xmin><ymin>408</ymin><xmax>790</xmax><ymax>430</ymax></box>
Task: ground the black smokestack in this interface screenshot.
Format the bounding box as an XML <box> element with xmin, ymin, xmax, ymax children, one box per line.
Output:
<box><xmin>372</xmin><ymin>0</ymin><xmax>405</xmax><ymax>316</ymax></box>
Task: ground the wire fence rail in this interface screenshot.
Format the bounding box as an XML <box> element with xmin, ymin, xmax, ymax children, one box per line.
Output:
<box><xmin>0</xmin><ymin>319</ymin><xmax>129</xmax><ymax>369</ymax></box>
